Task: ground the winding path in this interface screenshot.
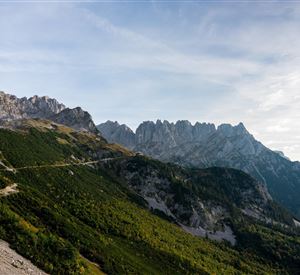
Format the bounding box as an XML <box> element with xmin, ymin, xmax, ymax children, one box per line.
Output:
<box><xmin>0</xmin><ymin>157</ymin><xmax>121</xmax><ymax>198</ymax></box>
<box><xmin>0</xmin><ymin>157</ymin><xmax>121</xmax><ymax>172</ymax></box>
<box><xmin>0</xmin><ymin>157</ymin><xmax>121</xmax><ymax>274</ymax></box>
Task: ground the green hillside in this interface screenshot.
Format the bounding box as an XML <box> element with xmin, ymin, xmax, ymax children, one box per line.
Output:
<box><xmin>0</xmin><ymin>120</ymin><xmax>299</xmax><ymax>274</ymax></box>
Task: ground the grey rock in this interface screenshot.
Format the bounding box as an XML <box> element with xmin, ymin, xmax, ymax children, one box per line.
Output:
<box><xmin>100</xmin><ymin>157</ymin><xmax>292</xmax><ymax>244</ymax></box>
<box><xmin>0</xmin><ymin>91</ymin><xmax>65</xmax><ymax>120</ymax></box>
<box><xmin>97</xmin><ymin>121</ymin><xmax>135</xmax><ymax>148</ymax></box>
<box><xmin>0</xmin><ymin>91</ymin><xmax>97</xmax><ymax>134</ymax></box>
<box><xmin>98</xmin><ymin>119</ymin><xmax>300</xmax><ymax>218</ymax></box>
<box><xmin>51</xmin><ymin>107</ymin><xmax>98</xmax><ymax>134</ymax></box>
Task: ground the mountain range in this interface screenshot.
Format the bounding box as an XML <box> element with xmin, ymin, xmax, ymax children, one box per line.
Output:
<box><xmin>0</xmin><ymin>91</ymin><xmax>98</xmax><ymax>134</ymax></box>
<box><xmin>0</xmin><ymin>91</ymin><xmax>299</xmax><ymax>274</ymax></box>
<box><xmin>97</xmin><ymin>120</ymin><xmax>300</xmax><ymax>219</ymax></box>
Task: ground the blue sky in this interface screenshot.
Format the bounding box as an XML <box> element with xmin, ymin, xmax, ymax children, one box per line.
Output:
<box><xmin>0</xmin><ymin>1</ymin><xmax>300</xmax><ymax>160</ymax></box>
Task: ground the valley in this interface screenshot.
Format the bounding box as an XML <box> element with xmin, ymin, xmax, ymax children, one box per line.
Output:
<box><xmin>1</xmin><ymin>1</ymin><xmax>300</xmax><ymax>273</ymax></box>
<box><xmin>0</xmin><ymin>93</ymin><xmax>299</xmax><ymax>274</ymax></box>
<box><xmin>0</xmin><ymin>117</ymin><xmax>298</xmax><ymax>274</ymax></box>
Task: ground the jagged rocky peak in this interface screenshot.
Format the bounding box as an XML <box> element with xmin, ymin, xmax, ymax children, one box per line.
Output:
<box><xmin>97</xmin><ymin>120</ymin><xmax>120</xmax><ymax>138</ymax></box>
<box><xmin>214</xmin><ymin>122</ymin><xmax>262</xmax><ymax>156</ymax></box>
<box><xmin>0</xmin><ymin>91</ymin><xmax>98</xmax><ymax>134</ymax></box>
<box><xmin>135</xmin><ymin>121</ymin><xmax>156</xmax><ymax>144</ymax></box>
<box><xmin>217</xmin><ymin>122</ymin><xmax>249</xmax><ymax>137</ymax></box>
<box><xmin>194</xmin><ymin>121</ymin><xmax>216</xmax><ymax>132</ymax></box>
<box><xmin>150</xmin><ymin>120</ymin><xmax>176</xmax><ymax>146</ymax></box>
<box><xmin>0</xmin><ymin>92</ymin><xmax>22</xmax><ymax>120</ymax></box>
<box><xmin>102</xmin><ymin>120</ymin><xmax>120</xmax><ymax>127</ymax></box>
<box><xmin>97</xmin><ymin>120</ymin><xmax>135</xmax><ymax>148</ymax></box>
<box><xmin>51</xmin><ymin>107</ymin><xmax>99</xmax><ymax>134</ymax></box>
<box><xmin>0</xmin><ymin>91</ymin><xmax>65</xmax><ymax>120</ymax></box>
<box><xmin>98</xmin><ymin>119</ymin><xmax>254</xmax><ymax>148</ymax></box>
<box><xmin>28</xmin><ymin>95</ymin><xmax>65</xmax><ymax>116</ymax></box>
<box><xmin>174</xmin><ymin>120</ymin><xmax>193</xmax><ymax>140</ymax></box>
<box><xmin>137</xmin><ymin>120</ymin><xmax>253</xmax><ymax>146</ymax></box>
<box><xmin>98</xmin><ymin>120</ymin><xmax>133</xmax><ymax>136</ymax></box>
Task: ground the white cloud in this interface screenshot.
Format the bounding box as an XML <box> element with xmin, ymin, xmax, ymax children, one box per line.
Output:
<box><xmin>0</xmin><ymin>2</ymin><xmax>299</xmax><ymax>160</ymax></box>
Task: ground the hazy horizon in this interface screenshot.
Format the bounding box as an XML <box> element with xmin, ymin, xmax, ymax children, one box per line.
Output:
<box><xmin>1</xmin><ymin>2</ymin><xmax>299</xmax><ymax>160</ymax></box>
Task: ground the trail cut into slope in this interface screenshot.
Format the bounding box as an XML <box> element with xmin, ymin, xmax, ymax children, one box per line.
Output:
<box><xmin>0</xmin><ymin>157</ymin><xmax>122</xmax><ymax>172</ymax></box>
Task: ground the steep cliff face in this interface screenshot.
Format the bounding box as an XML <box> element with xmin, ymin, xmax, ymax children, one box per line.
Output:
<box><xmin>51</xmin><ymin>107</ymin><xmax>98</xmax><ymax>134</ymax></box>
<box><xmin>97</xmin><ymin>120</ymin><xmax>135</xmax><ymax>148</ymax></box>
<box><xmin>135</xmin><ymin>120</ymin><xmax>216</xmax><ymax>146</ymax></box>
<box><xmin>0</xmin><ymin>92</ymin><xmax>97</xmax><ymax>134</ymax></box>
<box><xmin>97</xmin><ymin>119</ymin><xmax>300</xmax><ymax>219</ymax></box>
<box><xmin>0</xmin><ymin>92</ymin><xmax>65</xmax><ymax>120</ymax></box>
<box><xmin>133</xmin><ymin>121</ymin><xmax>261</xmax><ymax>161</ymax></box>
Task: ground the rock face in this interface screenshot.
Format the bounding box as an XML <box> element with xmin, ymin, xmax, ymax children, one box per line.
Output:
<box><xmin>51</xmin><ymin>107</ymin><xmax>98</xmax><ymax>134</ymax></box>
<box><xmin>0</xmin><ymin>91</ymin><xmax>98</xmax><ymax>134</ymax></box>
<box><xmin>97</xmin><ymin>119</ymin><xmax>300</xmax><ymax>218</ymax></box>
<box><xmin>97</xmin><ymin>121</ymin><xmax>135</xmax><ymax>148</ymax></box>
<box><xmin>0</xmin><ymin>91</ymin><xmax>65</xmax><ymax>120</ymax></box>
<box><xmin>101</xmin><ymin>156</ymin><xmax>293</xmax><ymax>245</ymax></box>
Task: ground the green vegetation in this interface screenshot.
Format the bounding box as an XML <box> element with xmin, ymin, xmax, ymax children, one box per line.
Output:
<box><xmin>0</xmin><ymin>123</ymin><xmax>299</xmax><ymax>274</ymax></box>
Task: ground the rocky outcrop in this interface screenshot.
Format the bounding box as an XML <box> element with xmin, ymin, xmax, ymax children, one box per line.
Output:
<box><xmin>98</xmin><ymin>119</ymin><xmax>300</xmax><ymax>219</ymax></box>
<box><xmin>0</xmin><ymin>92</ymin><xmax>65</xmax><ymax>120</ymax></box>
<box><xmin>51</xmin><ymin>107</ymin><xmax>98</xmax><ymax>134</ymax></box>
<box><xmin>0</xmin><ymin>91</ymin><xmax>98</xmax><ymax>134</ymax></box>
<box><xmin>135</xmin><ymin>120</ymin><xmax>216</xmax><ymax>146</ymax></box>
<box><xmin>97</xmin><ymin>121</ymin><xmax>135</xmax><ymax>148</ymax></box>
<box><xmin>101</xmin><ymin>156</ymin><xmax>293</xmax><ymax>245</ymax></box>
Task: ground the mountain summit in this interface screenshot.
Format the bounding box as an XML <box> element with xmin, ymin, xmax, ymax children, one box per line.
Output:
<box><xmin>97</xmin><ymin>120</ymin><xmax>300</xmax><ymax>219</ymax></box>
<box><xmin>0</xmin><ymin>91</ymin><xmax>98</xmax><ymax>134</ymax></box>
<box><xmin>0</xmin><ymin>91</ymin><xmax>65</xmax><ymax>119</ymax></box>
<box><xmin>98</xmin><ymin>120</ymin><xmax>135</xmax><ymax>148</ymax></box>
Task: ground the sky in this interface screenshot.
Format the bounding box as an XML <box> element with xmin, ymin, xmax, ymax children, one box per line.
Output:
<box><xmin>0</xmin><ymin>1</ymin><xmax>299</xmax><ymax>160</ymax></box>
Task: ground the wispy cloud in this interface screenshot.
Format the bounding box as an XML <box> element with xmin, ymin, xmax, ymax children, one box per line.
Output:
<box><xmin>0</xmin><ymin>2</ymin><xmax>299</xmax><ymax>160</ymax></box>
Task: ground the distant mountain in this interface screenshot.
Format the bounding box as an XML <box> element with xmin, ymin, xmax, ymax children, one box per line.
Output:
<box><xmin>98</xmin><ymin>120</ymin><xmax>135</xmax><ymax>148</ymax></box>
<box><xmin>0</xmin><ymin>91</ymin><xmax>98</xmax><ymax>133</ymax></box>
<box><xmin>51</xmin><ymin>107</ymin><xmax>98</xmax><ymax>134</ymax></box>
<box><xmin>0</xmin><ymin>91</ymin><xmax>65</xmax><ymax>119</ymax></box>
<box><xmin>97</xmin><ymin>119</ymin><xmax>300</xmax><ymax>219</ymax></box>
